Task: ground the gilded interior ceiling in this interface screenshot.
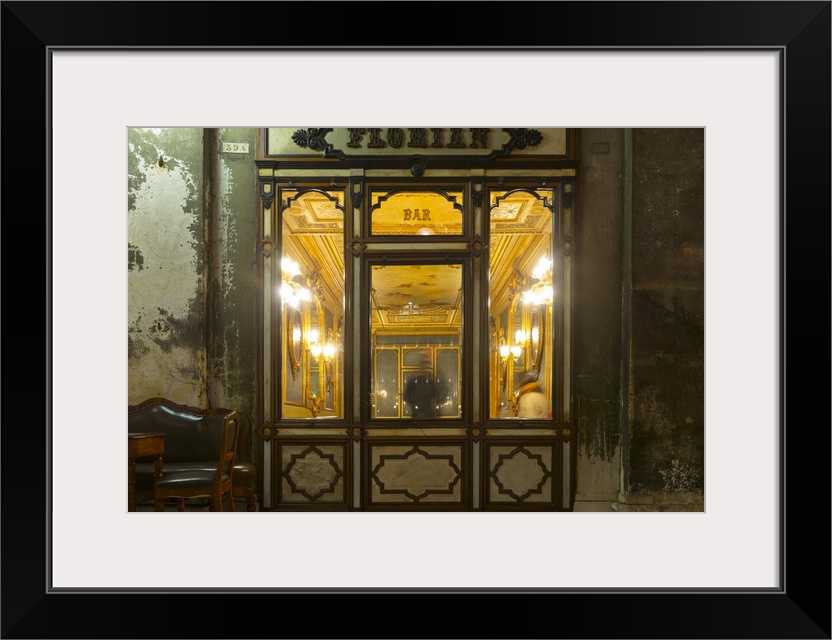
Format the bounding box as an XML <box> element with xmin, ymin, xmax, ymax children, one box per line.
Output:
<box><xmin>371</xmin><ymin>264</ymin><xmax>463</xmax><ymax>334</ymax></box>
<box><xmin>282</xmin><ymin>188</ymin><xmax>554</xmax><ymax>334</ymax></box>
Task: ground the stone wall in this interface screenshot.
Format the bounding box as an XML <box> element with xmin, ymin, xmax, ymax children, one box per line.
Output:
<box><xmin>622</xmin><ymin>128</ymin><xmax>705</xmax><ymax>510</ymax></box>
<box><xmin>573</xmin><ymin>128</ymin><xmax>705</xmax><ymax>511</ymax></box>
<box><xmin>127</xmin><ymin>127</ymin><xmax>258</xmax><ymax>443</ymax></box>
<box><xmin>573</xmin><ymin>129</ymin><xmax>626</xmax><ymax>510</ymax></box>
<box><xmin>128</xmin><ymin>128</ymin><xmax>205</xmax><ymax>405</ymax></box>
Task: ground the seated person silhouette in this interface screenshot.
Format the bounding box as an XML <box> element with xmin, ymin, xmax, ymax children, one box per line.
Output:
<box><xmin>404</xmin><ymin>355</ymin><xmax>436</xmax><ymax>418</ymax></box>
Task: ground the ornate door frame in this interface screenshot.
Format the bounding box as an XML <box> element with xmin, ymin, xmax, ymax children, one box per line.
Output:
<box><xmin>253</xmin><ymin>128</ymin><xmax>577</xmax><ymax>512</ymax></box>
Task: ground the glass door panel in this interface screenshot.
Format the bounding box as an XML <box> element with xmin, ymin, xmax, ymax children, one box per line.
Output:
<box><xmin>279</xmin><ymin>188</ymin><xmax>345</xmax><ymax>419</ymax></box>
<box><xmin>369</xmin><ymin>263</ymin><xmax>463</xmax><ymax>421</ymax></box>
<box><xmin>435</xmin><ymin>348</ymin><xmax>460</xmax><ymax>417</ymax></box>
<box><xmin>488</xmin><ymin>188</ymin><xmax>555</xmax><ymax>419</ymax></box>
<box><xmin>374</xmin><ymin>349</ymin><xmax>400</xmax><ymax>417</ymax></box>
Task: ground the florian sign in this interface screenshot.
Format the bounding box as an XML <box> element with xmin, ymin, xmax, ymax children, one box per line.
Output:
<box><xmin>265</xmin><ymin>128</ymin><xmax>569</xmax><ymax>158</ymax></box>
<box><xmin>331</xmin><ymin>128</ymin><xmax>505</xmax><ymax>150</ymax></box>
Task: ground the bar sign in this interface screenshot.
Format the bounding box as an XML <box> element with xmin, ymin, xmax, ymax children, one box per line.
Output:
<box><xmin>222</xmin><ymin>142</ymin><xmax>249</xmax><ymax>153</ymax></box>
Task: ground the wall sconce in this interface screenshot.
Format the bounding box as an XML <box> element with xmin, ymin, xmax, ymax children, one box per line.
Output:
<box><xmin>280</xmin><ymin>257</ymin><xmax>312</xmax><ymax>307</ymax></box>
<box><xmin>306</xmin><ymin>330</ymin><xmax>337</xmax><ymax>363</ymax></box>
<box><xmin>499</xmin><ymin>330</ymin><xmax>527</xmax><ymax>363</ymax></box>
<box><xmin>307</xmin><ymin>329</ymin><xmax>337</xmax><ymax>392</ymax></box>
<box><xmin>521</xmin><ymin>256</ymin><xmax>554</xmax><ymax>307</ymax></box>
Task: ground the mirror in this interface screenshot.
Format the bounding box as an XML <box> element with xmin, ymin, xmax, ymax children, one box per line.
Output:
<box><xmin>370</xmin><ymin>263</ymin><xmax>462</xmax><ymax>419</ymax></box>
<box><xmin>488</xmin><ymin>188</ymin><xmax>555</xmax><ymax>419</ymax></box>
<box><xmin>279</xmin><ymin>189</ymin><xmax>345</xmax><ymax>419</ymax></box>
<box><xmin>529</xmin><ymin>305</ymin><xmax>544</xmax><ymax>376</ymax></box>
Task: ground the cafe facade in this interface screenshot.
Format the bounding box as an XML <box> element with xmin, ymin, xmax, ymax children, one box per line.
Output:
<box><xmin>127</xmin><ymin>127</ymin><xmax>705</xmax><ymax>513</ymax></box>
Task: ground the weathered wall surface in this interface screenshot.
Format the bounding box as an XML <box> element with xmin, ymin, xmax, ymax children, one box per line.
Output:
<box><xmin>573</xmin><ymin>128</ymin><xmax>705</xmax><ymax>511</ymax></box>
<box><xmin>212</xmin><ymin>128</ymin><xmax>258</xmax><ymax>456</ymax></box>
<box><xmin>573</xmin><ymin>129</ymin><xmax>626</xmax><ymax>510</ymax></box>
<box><xmin>128</xmin><ymin>128</ymin><xmax>205</xmax><ymax>405</ymax></box>
<box><xmin>624</xmin><ymin>128</ymin><xmax>705</xmax><ymax>510</ymax></box>
<box><xmin>127</xmin><ymin>127</ymin><xmax>259</xmax><ymax>436</ymax></box>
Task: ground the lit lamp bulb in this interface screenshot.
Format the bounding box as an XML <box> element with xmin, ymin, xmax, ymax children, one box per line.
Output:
<box><xmin>281</xmin><ymin>257</ymin><xmax>301</xmax><ymax>278</ymax></box>
<box><xmin>307</xmin><ymin>330</ymin><xmax>322</xmax><ymax>358</ymax></box>
<box><xmin>280</xmin><ymin>282</ymin><xmax>298</xmax><ymax>307</ymax></box>
<box><xmin>509</xmin><ymin>330</ymin><xmax>526</xmax><ymax>360</ymax></box>
<box><xmin>532</xmin><ymin>256</ymin><xmax>552</xmax><ymax>281</ymax></box>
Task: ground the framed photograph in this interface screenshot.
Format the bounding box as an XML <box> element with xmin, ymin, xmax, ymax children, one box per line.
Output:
<box><xmin>7</xmin><ymin>1</ymin><xmax>829</xmax><ymax>638</ymax></box>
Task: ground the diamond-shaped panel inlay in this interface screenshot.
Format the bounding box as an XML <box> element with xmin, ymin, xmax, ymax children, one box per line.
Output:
<box><xmin>490</xmin><ymin>446</ymin><xmax>552</xmax><ymax>502</ymax></box>
<box><xmin>283</xmin><ymin>445</ymin><xmax>343</xmax><ymax>501</ymax></box>
<box><xmin>372</xmin><ymin>446</ymin><xmax>461</xmax><ymax>502</ymax></box>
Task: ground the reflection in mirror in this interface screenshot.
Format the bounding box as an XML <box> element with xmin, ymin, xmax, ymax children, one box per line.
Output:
<box><xmin>370</xmin><ymin>189</ymin><xmax>464</xmax><ymax>236</ymax></box>
<box><xmin>374</xmin><ymin>349</ymin><xmax>400</xmax><ymax>417</ymax></box>
<box><xmin>435</xmin><ymin>349</ymin><xmax>459</xmax><ymax>417</ymax></box>
<box><xmin>370</xmin><ymin>263</ymin><xmax>462</xmax><ymax>419</ymax></box>
<box><xmin>279</xmin><ymin>189</ymin><xmax>345</xmax><ymax>419</ymax></box>
<box><xmin>488</xmin><ymin>188</ymin><xmax>554</xmax><ymax>419</ymax></box>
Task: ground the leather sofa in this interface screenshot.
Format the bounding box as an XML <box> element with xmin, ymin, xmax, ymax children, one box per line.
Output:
<box><xmin>129</xmin><ymin>397</ymin><xmax>258</xmax><ymax>511</ymax></box>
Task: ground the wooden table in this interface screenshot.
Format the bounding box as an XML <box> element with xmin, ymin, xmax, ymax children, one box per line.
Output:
<box><xmin>128</xmin><ymin>432</ymin><xmax>165</xmax><ymax>512</ymax></box>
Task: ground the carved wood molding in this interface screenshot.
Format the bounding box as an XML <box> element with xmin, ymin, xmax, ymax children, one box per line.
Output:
<box><xmin>502</xmin><ymin>128</ymin><xmax>544</xmax><ymax>152</ymax></box>
<box><xmin>350</xmin><ymin>237</ymin><xmax>366</xmax><ymax>256</ymax></box>
<box><xmin>408</xmin><ymin>155</ymin><xmax>427</xmax><ymax>177</ymax></box>
<box><xmin>260</xmin><ymin>187</ymin><xmax>275</xmax><ymax>210</ymax></box>
<box><xmin>291</xmin><ymin>128</ymin><xmax>334</xmax><ymax>155</ymax></box>
<box><xmin>259</xmin><ymin>236</ymin><xmax>273</xmax><ymax>258</ymax></box>
<box><xmin>281</xmin><ymin>127</ymin><xmax>560</xmax><ymax>167</ymax></box>
<box><xmin>259</xmin><ymin>422</ymin><xmax>274</xmax><ymax>442</ymax></box>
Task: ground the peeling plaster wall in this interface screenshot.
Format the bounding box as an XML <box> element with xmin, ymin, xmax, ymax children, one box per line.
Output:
<box><xmin>127</xmin><ymin>127</ymin><xmax>259</xmax><ymax>434</ymax></box>
<box><xmin>212</xmin><ymin>128</ymin><xmax>258</xmax><ymax>457</ymax></box>
<box><xmin>628</xmin><ymin>128</ymin><xmax>705</xmax><ymax>500</ymax></box>
<box><xmin>128</xmin><ymin>128</ymin><xmax>205</xmax><ymax>405</ymax></box>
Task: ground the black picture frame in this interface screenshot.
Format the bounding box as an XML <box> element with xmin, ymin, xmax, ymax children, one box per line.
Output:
<box><xmin>5</xmin><ymin>1</ymin><xmax>829</xmax><ymax>638</ymax></box>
